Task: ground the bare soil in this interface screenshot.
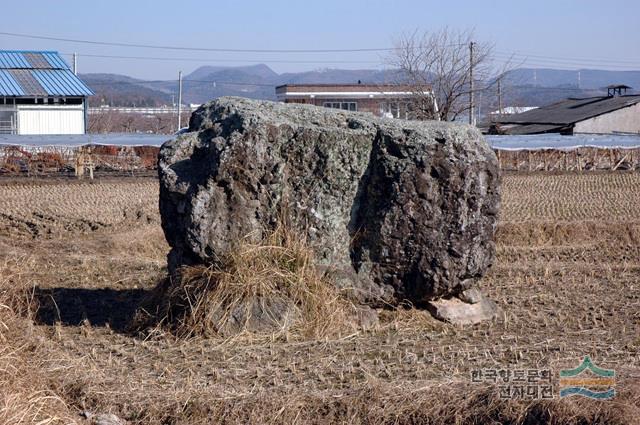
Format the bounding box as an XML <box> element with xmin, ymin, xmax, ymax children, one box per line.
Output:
<box><xmin>0</xmin><ymin>173</ymin><xmax>638</xmax><ymax>424</ymax></box>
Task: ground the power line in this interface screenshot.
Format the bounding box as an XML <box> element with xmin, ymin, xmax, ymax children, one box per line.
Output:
<box><xmin>491</xmin><ymin>55</ymin><xmax>640</xmax><ymax>71</ymax></box>
<box><xmin>493</xmin><ymin>53</ymin><xmax>640</xmax><ymax>70</ymax></box>
<box><xmin>0</xmin><ymin>31</ymin><xmax>396</xmax><ymax>53</ymax></box>
<box><xmin>507</xmin><ymin>86</ymin><xmax>585</xmax><ymax>91</ymax></box>
<box><xmin>494</xmin><ymin>57</ymin><xmax>640</xmax><ymax>69</ymax></box>
<box><xmin>84</xmin><ymin>75</ymin><xmax>630</xmax><ymax>92</ymax></box>
<box><xmin>3</xmin><ymin>29</ymin><xmax>637</xmax><ymax>68</ymax></box>
<box><xmin>61</xmin><ymin>50</ymin><xmax>639</xmax><ymax>72</ymax></box>
<box><xmin>87</xmin><ymin>79</ymin><xmax>277</xmax><ymax>88</ymax></box>
<box><xmin>495</xmin><ymin>50</ymin><xmax>640</xmax><ymax>65</ymax></box>
<box><xmin>61</xmin><ymin>50</ymin><xmax>640</xmax><ymax>70</ymax></box>
<box><xmin>62</xmin><ymin>52</ymin><xmax>382</xmax><ymax>65</ymax></box>
<box><xmin>1</xmin><ymin>30</ymin><xmax>468</xmax><ymax>54</ymax></box>
<box><xmin>188</xmin><ymin>79</ymin><xmax>277</xmax><ymax>86</ymax></box>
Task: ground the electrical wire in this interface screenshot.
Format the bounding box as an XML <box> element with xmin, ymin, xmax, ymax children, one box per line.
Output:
<box><xmin>494</xmin><ymin>50</ymin><xmax>640</xmax><ymax>65</ymax></box>
<box><xmin>60</xmin><ymin>50</ymin><xmax>639</xmax><ymax>72</ymax></box>
<box><xmin>87</xmin><ymin>79</ymin><xmax>277</xmax><ymax>87</ymax></box>
<box><xmin>492</xmin><ymin>53</ymin><xmax>640</xmax><ymax>70</ymax></box>
<box><xmin>0</xmin><ymin>31</ymin><xmax>396</xmax><ymax>53</ymax></box>
<box><xmin>60</xmin><ymin>52</ymin><xmax>383</xmax><ymax>65</ymax></box>
<box><xmin>2</xmin><ymin>30</ymin><xmax>638</xmax><ymax>70</ymax></box>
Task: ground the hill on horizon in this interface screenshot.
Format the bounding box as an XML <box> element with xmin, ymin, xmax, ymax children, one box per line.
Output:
<box><xmin>81</xmin><ymin>73</ymin><xmax>173</xmax><ymax>107</ymax></box>
<box><xmin>505</xmin><ymin>68</ymin><xmax>640</xmax><ymax>90</ymax></box>
<box><xmin>81</xmin><ymin>64</ymin><xmax>640</xmax><ymax>108</ymax></box>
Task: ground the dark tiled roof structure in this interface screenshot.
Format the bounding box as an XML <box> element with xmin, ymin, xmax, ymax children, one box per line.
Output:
<box><xmin>492</xmin><ymin>95</ymin><xmax>640</xmax><ymax>134</ymax></box>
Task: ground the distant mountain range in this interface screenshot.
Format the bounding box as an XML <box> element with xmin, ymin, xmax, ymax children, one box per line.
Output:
<box><xmin>81</xmin><ymin>65</ymin><xmax>640</xmax><ymax>110</ymax></box>
<box><xmin>82</xmin><ymin>73</ymin><xmax>173</xmax><ymax>107</ymax></box>
<box><xmin>505</xmin><ymin>68</ymin><xmax>640</xmax><ymax>90</ymax></box>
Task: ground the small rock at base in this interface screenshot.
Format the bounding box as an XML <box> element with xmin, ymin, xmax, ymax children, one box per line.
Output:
<box><xmin>427</xmin><ymin>292</ymin><xmax>498</xmax><ymax>325</ymax></box>
<box><xmin>90</xmin><ymin>413</ymin><xmax>127</xmax><ymax>425</ymax></box>
<box><xmin>458</xmin><ymin>288</ymin><xmax>484</xmax><ymax>304</ymax></box>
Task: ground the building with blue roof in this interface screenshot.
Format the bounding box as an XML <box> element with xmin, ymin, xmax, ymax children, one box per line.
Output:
<box><xmin>0</xmin><ymin>51</ymin><xmax>94</xmax><ymax>135</ymax></box>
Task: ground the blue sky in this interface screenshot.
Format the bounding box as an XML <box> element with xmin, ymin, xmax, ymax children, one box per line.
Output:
<box><xmin>2</xmin><ymin>0</ymin><xmax>639</xmax><ymax>79</ymax></box>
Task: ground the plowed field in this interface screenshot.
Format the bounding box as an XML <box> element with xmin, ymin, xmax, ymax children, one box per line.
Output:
<box><xmin>1</xmin><ymin>172</ymin><xmax>638</xmax><ymax>424</ymax></box>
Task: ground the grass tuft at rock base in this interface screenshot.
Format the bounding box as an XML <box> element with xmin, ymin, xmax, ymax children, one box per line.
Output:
<box><xmin>136</xmin><ymin>224</ymin><xmax>362</xmax><ymax>341</ymax></box>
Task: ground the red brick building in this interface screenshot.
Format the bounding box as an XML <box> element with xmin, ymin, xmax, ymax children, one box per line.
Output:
<box><xmin>275</xmin><ymin>83</ymin><xmax>436</xmax><ymax>119</ymax></box>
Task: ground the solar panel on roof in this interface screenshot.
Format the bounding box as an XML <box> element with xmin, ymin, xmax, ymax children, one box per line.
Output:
<box><xmin>9</xmin><ymin>70</ymin><xmax>47</xmax><ymax>96</ymax></box>
<box><xmin>0</xmin><ymin>70</ymin><xmax>24</xmax><ymax>96</ymax></box>
<box><xmin>23</xmin><ymin>53</ymin><xmax>51</xmax><ymax>69</ymax></box>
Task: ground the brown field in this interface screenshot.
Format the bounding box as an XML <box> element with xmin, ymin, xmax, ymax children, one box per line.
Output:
<box><xmin>1</xmin><ymin>172</ymin><xmax>639</xmax><ymax>424</ymax></box>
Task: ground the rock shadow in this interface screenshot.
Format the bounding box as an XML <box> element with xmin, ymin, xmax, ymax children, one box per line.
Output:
<box><xmin>34</xmin><ymin>287</ymin><xmax>149</xmax><ymax>333</ymax></box>
<box><xmin>348</xmin><ymin>130</ymin><xmax>390</xmax><ymax>273</ymax></box>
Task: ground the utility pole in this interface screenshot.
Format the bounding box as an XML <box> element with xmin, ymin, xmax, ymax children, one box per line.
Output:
<box><xmin>73</xmin><ymin>53</ymin><xmax>77</xmax><ymax>75</ymax></box>
<box><xmin>177</xmin><ymin>71</ymin><xmax>183</xmax><ymax>131</ymax></box>
<box><xmin>578</xmin><ymin>71</ymin><xmax>581</xmax><ymax>89</ymax></box>
<box><xmin>468</xmin><ymin>41</ymin><xmax>475</xmax><ymax>126</ymax></box>
<box><xmin>498</xmin><ymin>78</ymin><xmax>503</xmax><ymax>116</ymax></box>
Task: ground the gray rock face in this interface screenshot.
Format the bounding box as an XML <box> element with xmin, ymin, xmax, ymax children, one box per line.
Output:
<box><xmin>158</xmin><ymin>97</ymin><xmax>500</xmax><ymax>305</ymax></box>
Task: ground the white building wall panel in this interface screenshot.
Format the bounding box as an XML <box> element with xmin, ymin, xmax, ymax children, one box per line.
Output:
<box><xmin>574</xmin><ymin>103</ymin><xmax>640</xmax><ymax>135</ymax></box>
<box><xmin>17</xmin><ymin>105</ymin><xmax>85</xmax><ymax>135</ymax></box>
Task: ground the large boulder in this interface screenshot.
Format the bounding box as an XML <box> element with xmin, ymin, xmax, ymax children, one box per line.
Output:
<box><xmin>158</xmin><ymin>97</ymin><xmax>500</xmax><ymax>306</ymax></box>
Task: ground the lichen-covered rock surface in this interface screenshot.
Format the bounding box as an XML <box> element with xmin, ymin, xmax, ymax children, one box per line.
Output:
<box><xmin>158</xmin><ymin>97</ymin><xmax>500</xmax><ymax>305</ymax></box>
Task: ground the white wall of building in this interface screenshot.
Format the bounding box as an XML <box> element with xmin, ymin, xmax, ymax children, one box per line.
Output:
<box><xmin>17</xmin><ymin>105</ymin><xmax>85</xmax><ymax>135</ymax></box>
<box><xmin>574</xmin><ymin>103</ymin><xmax>640</xmax><ymax>134</ymax></box>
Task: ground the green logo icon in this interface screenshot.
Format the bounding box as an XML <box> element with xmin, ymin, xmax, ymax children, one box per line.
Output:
<box><xmin>559</xmin><ymin>356</ymin><xmax>615</xmax><ymax>399</ymax></box>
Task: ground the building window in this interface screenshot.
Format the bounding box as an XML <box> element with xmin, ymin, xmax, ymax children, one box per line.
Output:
<box><xmin>323</xmin><ymin>101</ymin><xmax>357</xmax><ymax>111</ymax></box>
<box><xmin>381</xmin><ymin>102</ymin><xmax>409</xmax><ymax>119</ymax></box>
<box><xmin>0</xmin><ymin>109</ymin><xmax>17</xmax><ymax>134</ymax></box>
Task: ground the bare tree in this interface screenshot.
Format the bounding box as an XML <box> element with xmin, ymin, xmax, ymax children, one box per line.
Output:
<box><xmin>390</xmin><ymin>28</ymin><xmax>507</xmax><ymax>122</ymax></box>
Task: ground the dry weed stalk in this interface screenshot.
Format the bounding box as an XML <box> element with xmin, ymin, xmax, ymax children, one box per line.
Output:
<box><xmin>0</xmin><ymin>257</ymin><xmax>38</xmax><ymax>338</ymax></box>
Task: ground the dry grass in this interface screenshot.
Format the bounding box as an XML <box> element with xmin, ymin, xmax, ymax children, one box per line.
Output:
<box><xmin>149</xmin><ymin>382</ymin><xmax>638</xmax><ymax>425</ymax></box>
<box><xmin>0</xmin><ymin>259</ymin><xmax>77</xmax><ymax>425</ymax></box>
<box><xmin>0</xmin><ymin>172</ymin><xmax>638</xmax><ymax>424</ymax></box>
<box><xmin>139</xmin><ymin>224</ymin><xmax>360</xmax><ymax>340</ymax></box>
